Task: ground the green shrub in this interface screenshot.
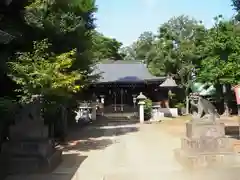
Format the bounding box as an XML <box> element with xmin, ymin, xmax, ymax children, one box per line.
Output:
<box><xmin>174</xmin><ymin>102</ymin><xmax>185</xmax><ymax>109</ymax></box>
<box><xmin>175</xmin><ymin>102</ymin><xmax>185</xmax><ymax>115</ymax></box>
<box><xmin>144</xmin><ymin>98</ymin><xmax>152</xmax><ymax>120</ymax></box>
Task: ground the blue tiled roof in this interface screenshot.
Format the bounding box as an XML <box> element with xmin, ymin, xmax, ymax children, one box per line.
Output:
<box><xmin>92</xmin><ymin>60</ymin><xmax>165</xmax><ymax>83</ymax></box>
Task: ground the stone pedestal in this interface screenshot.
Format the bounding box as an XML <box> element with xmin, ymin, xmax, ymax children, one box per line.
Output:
<box><xmin>0</xmin><ymin>153</ymin><xmax>7</xmax><ymax>179</ymax></box>
<box><xmin>185</xmin><ymin>121</ymin><xmax>225</xmax><ymax>139</ymax></box>
<box><xmin>175</xmin><ymin>120</ymin><xmax>240</xmax><ymax>169</ymax></box>
<box><xmin>2</xmin><ymin>119</ymin><xmax>62</xmax><ymax>174</ymax></box>
<box><xmin>91</xmin><ymin>103</ymin><xmax>97</xmax><ymax>121</ymax></box>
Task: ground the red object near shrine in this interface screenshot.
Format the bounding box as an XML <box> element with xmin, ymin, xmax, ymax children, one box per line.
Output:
<box><xmin>234</xmin><ymin>85</ymin><xmax>240</xmax><ymax>105</ymax></box>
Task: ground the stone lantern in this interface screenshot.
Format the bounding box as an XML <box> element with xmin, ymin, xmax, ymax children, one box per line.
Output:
<box><xmin>137</xmin><ymin>92</ymin><xmax>147</xmax><ymax>123</ymax></box>
<box><xmin>159</xmin><ymin>76</ymin><xmax>178</xmax><ymax>108</ymax></box>
<box><xmin>137</xmin><ymin>92</ymin><xmax>147</xmax><ymax>101</ymax></box>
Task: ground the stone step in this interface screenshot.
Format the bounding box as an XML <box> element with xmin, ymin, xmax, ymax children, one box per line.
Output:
<box><xmin>103</xmin><ymin>116</ymin><xmax>138</xmax><ymax>122</ymax></box>
<box><xmin>7</xmin><ymin>150</ymin><xmax>62</xmax><ymax>174</ymax></box>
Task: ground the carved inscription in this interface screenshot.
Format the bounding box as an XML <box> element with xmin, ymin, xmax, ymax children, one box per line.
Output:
<box><xmin>182</xmin><ymin>137</ymin><xmax>230</xmax><ymax>153</ymax></box>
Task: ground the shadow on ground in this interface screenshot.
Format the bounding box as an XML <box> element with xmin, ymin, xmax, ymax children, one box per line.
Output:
<box><xmin>5</xmin><ymin>119</ymin><xmax>139</xmax><ymax>180</ymax></box>
<box><xmin>61</xmin><ymin>119</ymin><xmax>139</xmax><ymax>152</ymax></box>
<box><xmin>5</xmin><ymin>154</ymin><xmax>88</xmax><ymax>180</ymax></box>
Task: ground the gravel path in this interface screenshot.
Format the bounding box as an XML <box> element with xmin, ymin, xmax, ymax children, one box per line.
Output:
<box><xmin>73</xmin><ymin>122</ymin><xmax>240</xmax><ymax>180</ymax></box>
<box><xmin>6</xmin><ymin>120</ymin><xmax>240</xmax><ymax>180</ymax></box>
<box><xmin>75</xmin><ymin>123</ymin><xmax>183</xmax><ymax>180</ymax></box>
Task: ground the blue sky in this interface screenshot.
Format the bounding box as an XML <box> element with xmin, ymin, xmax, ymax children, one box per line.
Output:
<box><xmin>95</xmin><ymin>0</ymin><xmax>235</xmax><ymax>46</ymax></box>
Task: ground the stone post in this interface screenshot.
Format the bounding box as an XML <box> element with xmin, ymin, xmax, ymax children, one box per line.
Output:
<box><xmin>138</xmin><ymin>100</ymin><xmax>145</xmax><ymax>123</ymax></box>
<box><xmin>91</xmin><ymin>103</ymin><xmax>97</xmax><ymax>121</ymax></box>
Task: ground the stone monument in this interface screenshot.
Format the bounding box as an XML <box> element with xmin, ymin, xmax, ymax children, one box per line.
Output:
<box><xmin>1</xmin><ymin>95</ymin><xmax>62</xmax><ymax>174</ymax></box>
<box><xmin>174</xmin><ymin>95</ymin><xmax>239</xmax><ymax>169</ymax></box>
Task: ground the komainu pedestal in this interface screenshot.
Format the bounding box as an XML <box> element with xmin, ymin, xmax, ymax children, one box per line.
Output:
<box><xmin>174</xmin><ymin>120</ymin><xmax>239</xmax><ymax>169</ymax></box>
<box><xmin>1</xmin><ymin>115</ymin><xmax>62</xmax><ymax>174</ymax></box>
<box><xmin>0</xmin><ymin>153</ymin><xmax>7</xmax><ymax>179</ymax></box>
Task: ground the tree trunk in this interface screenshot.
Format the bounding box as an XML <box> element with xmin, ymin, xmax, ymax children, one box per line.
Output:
<box><xmin>185</xmin><ymin>86</ymin><xmax>190</xmax><ymax>115</ymax></box>
<box><xmin>222</xmin><ymin>84</ymin><xmax>230</xmax><ymax>116</ymax></box>
<box><xmin>185</xmin><ymin>95</ymin><xmax>189</xmax><ymax>114</ymax></box>
<box><xmin>182</xmin><ymin>72</ymin><xmax>190</xmax><ymax>115</ymax></box>
<box><xmin>61</xmin><ymin>105</ymin><xmax>68</xmax><ymax>140</ymax></box>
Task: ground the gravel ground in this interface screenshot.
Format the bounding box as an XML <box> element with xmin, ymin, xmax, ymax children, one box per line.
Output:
<box><xmin>6</xmin><ymin>118</ymin><xmax>240</xmax><ymax>180</ymax></box>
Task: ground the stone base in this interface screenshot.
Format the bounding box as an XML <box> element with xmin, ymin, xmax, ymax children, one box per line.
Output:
<box><xmin>174</xmin><ymin>148</ymin><xmax>239</xmax><ymax>169</ymax></box>
<box><xmin>2</xmin><ymin>139</ymin><xmax>62</xmax><ymax>174</ymax></box>
<box><xmin>186</xmin><ymin>121</ymin><xmax>225</xmax><ymax>139</ymax></box>
<box><xmin>7</xmin><ymin>150</ymin><xmax>62</xmax><ymax>174</ymax></box>
<box><xmin>1</xmin><ymin>139</ymin><xmax>55</xmax><ymax>157</ymax></box>
<box><xmin>0</xmin><ymin>154</ymin><xmax>8</xmax><ymax>179</ymax></box>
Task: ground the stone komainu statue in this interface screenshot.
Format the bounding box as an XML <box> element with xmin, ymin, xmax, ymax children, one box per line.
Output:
<box><xmin>190</xmin><ymin>93</ymin><xmax>220</xmax><ymax>120</ymax></box>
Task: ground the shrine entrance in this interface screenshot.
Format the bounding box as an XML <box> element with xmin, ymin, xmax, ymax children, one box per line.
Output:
<box><xmin>103</xmin><ymin>86</ymin><xmax>140</xmax><ymax>114</ymax></box>
<box><xmin>112</xmin><ymin>88</ymin><xmax>138</xmax><ymax>113</ymax></box>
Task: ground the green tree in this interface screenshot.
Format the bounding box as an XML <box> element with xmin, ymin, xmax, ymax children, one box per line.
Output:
<box><xmin>232</xmin><ymin>0</ymin><xmax>240</xmax><ymax>20</ymax></box>
<box><xmin>120</xmin><ymin>44</ymin><xmax>137</xmax><ymax>61</ymax></box>
<box><xmin>3</xmin><ymin>0</ymin><xmax>97</xmax><ymax>139</ymax></box>
<box><xmin>0</xmin><ymin>0</ymin><xmax>97</xmax><ymax>97</ymax></box>
<box><xmin>122</xmin><ymin>31</ymin><xmax>155</xmax><ymax>61</ymax></box>
<box><xmin>92</xmin><ymin>32</ymin><xmax>124</xmax><ymax>61</ymax></box>
<box><xmin>198</xmin><ymin>18</ymin><xmax>240</xmax><ymax>85</ymax></box>
<box><xmin>3</xmin><ymin>0</ymin><xmax>97</xmax><ymax>97</ymax></box>
<box><xmin>8</xmin><ymin>39</ymin><xmax>83</xmax><ymax>139</ymax></box>
<box><xmin>134</xmin><ymin>31</ymin><xmax>155</xmax><ymax>61</ymax></box>
<box><xmin>197</xmin><ymin>16</ymin><xmax>240</xmax><ymax>115</ymax></box>
<box><xmin>0</xmin><ymin>0</ymin><xmax>32</xmax><ymax>97</ymax></box>
<box><xmin>23</xmin><ymin>0</ymin><xmax>97</xmax><ymax>78</ymax></box>
<box><xmin>8</xmin><ymin>39</ymin><xmax>81</xmax><ymax>101</ymax></box>
<box><xmin>146</xmin><ymin>15</ymin><xmax>206</xmax><ymax>113</ymax></box>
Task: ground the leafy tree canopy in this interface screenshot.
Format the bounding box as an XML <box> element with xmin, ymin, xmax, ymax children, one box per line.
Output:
<box><xmin>8</xmin><ymin>39</ymin><xmax>82</xmax><ymax>102</ymax></box>
<box><xmin>92</xmin><ymin>31</ymin><xmax>124</xmax><ymax>61</ymax></box>
<box><xmin>197</xmin><ymin>16</ymin><xmax>240</xmax><ymax>85</ymax></box>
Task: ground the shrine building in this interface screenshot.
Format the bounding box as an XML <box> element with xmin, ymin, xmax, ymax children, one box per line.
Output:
<box><xmin>81</xmin><ymin>60</ymin><xmax>178</xmax><ymax>115</ymax></box>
